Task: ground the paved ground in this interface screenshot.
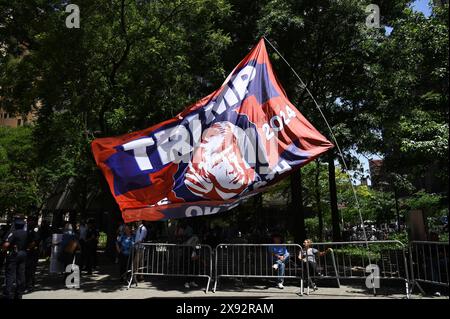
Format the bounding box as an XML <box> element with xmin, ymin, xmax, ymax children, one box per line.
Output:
<box><xmin>24</xmin><ymin>282</ymin><xmax>408</xmax><ymax>299</ymax></box>
<box><xmin>1</xmin><ymin>255</ymin><xmax>446</xmax><ymax>299</ymax></box>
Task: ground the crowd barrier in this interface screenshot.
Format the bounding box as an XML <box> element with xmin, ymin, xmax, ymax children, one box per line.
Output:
<box><xmin>213</xmin><ymin>244</ymin><xmax>306</xmax><ymax>294</ymax></box>
<box><xmin>127</xmin><ymin>243</ymin><xmax>213</xmax><ymax>292</ymax></box>
<box><xmin>309</xmin><ymin>240</ymin><xmax>410</xmax><ymax>297</ymax></box>
<box><xmin>409</xmin><ymin>241</ymin><xmax>449</xmax><ymax>295</ymax></box>
<box><xmin>300</xmin><ymin>246</ymin><xmax>340</xmax><ymax>292</ymax></box>
<box><xmin>124</xmin><ymin>240</ymin><xmax>450</xmax><ymax>298</ymax></box>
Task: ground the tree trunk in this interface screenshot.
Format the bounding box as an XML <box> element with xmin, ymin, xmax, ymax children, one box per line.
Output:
<box><xmin>394</xmin><ymin>187</ymin><xmax>401</xmax><ymax>232</ymax></box>
<box><xmin>328</xmin><ymin>152</ymin><xmax>341</xmax><ymax>241</ymax></box>
<box><xmin>315</xmin><ymin>160</ymin><xmax>324</xmax><ymax>241</ymax></box>
<box><xmin>105</xmin><ymin>210</ymin><xmax>118</xmax><ymax>259</ymax></box>
<box><xmin>79</xmin><ymin>179</ymin><xmax>87</xmax><ymax>222</ymax></box>
<box><xmin>253</xmin><ymin>193</ymin><xmax>263</xmax><ymax>229</ymax></box>
<box><xmin>291</xmin><ymin>169</ymin><xmax>305</xmax><ymax>243</ymax></box>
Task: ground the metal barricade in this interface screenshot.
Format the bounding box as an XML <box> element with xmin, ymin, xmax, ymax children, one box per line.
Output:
<box><xmin>409</xmin><ymin>241</ymin><xmax>449</xmax><ymax>295</ymax></box>
<box><xmin>127</xmin><ymin>243</ymin><xmax>213</xmax><ymax>293</ymax></box>
<box><xmin>213</xmin><ymin>244</ymin><xmax>305</xmax><ymax>294</ymax></box>
<box><xmin>310</xmin><ymin>240</ymin><xmax>410</xmax><ymax>297</ymax></box>
<box><xmin>300</xmin><ymin>247</ymin><xmax>340</xmax><ymax>294</ymax></box>
<box><xmin>123</xmin><ymin>241</ymin><xmax>419</xmax><ymax>298</ymax></box>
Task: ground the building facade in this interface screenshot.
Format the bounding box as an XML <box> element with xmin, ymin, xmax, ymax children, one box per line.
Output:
<box><xmin>0</xmin><ymin>108</ymin><xmax>35</xmax><ymax>127</ymax></box>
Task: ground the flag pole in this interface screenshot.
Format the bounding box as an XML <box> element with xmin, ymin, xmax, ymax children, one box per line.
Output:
<box><xmin>263</xmin><ymin>36</ymin><xmax>370</xmax><ymax>249</ymax></box>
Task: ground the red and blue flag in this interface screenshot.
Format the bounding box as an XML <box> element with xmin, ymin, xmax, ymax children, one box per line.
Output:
<box><xmin>91</xmin><ymin>39</ymin><xmax>333</xmax><ymax>222</ymax></box>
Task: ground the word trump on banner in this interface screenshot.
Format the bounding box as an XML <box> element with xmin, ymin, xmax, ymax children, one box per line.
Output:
<box><xmin>91</xmin><ymin>39</ymin><xmax>333</xmax><ymax>222</ymax></box>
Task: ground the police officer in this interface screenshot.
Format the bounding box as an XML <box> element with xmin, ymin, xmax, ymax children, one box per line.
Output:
<box><xmin>0</xmin><ymin>224</ymin><xmax>8</xmax><ymax>270</ymax></box>
<box><xmin>25</xmin><ymin>216</ymin><xmax>41</xmax><ymax>292</ymax></box>
<box><xmin>84</xmin><ymin>220</ymin><xmax>98</xmax><ymax>275</ymax></box>
<box><xmin>2</xmin><ymin>217</ymin><xmax>28</xmax><ymax>299</ymax></box>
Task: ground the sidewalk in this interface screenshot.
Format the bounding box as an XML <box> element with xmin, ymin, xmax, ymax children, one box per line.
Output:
<box><xmin>2</xmin><ymin>254</ymin><xmax>445</xmax><ymax>299</ymax></box>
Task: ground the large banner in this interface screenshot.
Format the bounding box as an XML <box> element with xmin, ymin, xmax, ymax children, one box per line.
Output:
<box><xmin>92</xmin><ymin>39</ymin><xmax>333</xmax><ymax>222</ymax></box>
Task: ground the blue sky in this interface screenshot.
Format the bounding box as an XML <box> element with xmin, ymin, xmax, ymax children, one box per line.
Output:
<box><xmin>412</xmin><ymin>0</ymin><xmax>432</xmax><ymax>17</ymax></box>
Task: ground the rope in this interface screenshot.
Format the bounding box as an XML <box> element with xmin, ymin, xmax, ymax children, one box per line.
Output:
<box><xmin>263</xmin><ymin>36</ymin><xmax>370</xmax><ymax>248</ymax></box>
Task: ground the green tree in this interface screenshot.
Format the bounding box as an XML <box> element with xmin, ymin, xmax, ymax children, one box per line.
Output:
<box><xmin>403</xmin><ymin>190</ymin><xmax>443</xmax><ymax>216</ymax></box>
<box><xmin>0</xmin><ymin>0</ymin><xmax>233</xmax><ymax>224</ymax></box>
<box><xmin>256</xmin><ymin>0</ymin><xmax>409</xmax><ymax>240</ymax></box>
<box><xmin>370</xmin><ymin>4</ymin><xmax>449</xmax><ymax>196</ymax></box>
<box><xmin>0</xmin><ymin>126</ymin><xmax>39</xmax><ymax>218</ymax></box>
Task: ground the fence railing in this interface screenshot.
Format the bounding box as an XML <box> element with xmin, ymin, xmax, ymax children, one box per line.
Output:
<box><xmin>299</xmin><ymin>246</ymin><xmax>340</xmax><ymax>293</ymax></box>
<box><xmin>213</xmin><ymin>244</ymin><xmax>306</xmax><ymax>294</ymax></box>
<box><xmin>409</xmin><ymin>241</ymin><xmax>449</xmax><ymax>295</ymax></box>
<box><xmin>127</xmin><ymin>243</ymin><xmax>213</xmax><ymax>292</ymax></box>
<box><xmin>122</xmin><ymin>240</ymin><xmax>450</xmax><ymax>298</ymax></box>
<box><xmin>310</xmin><ymin>240</ymin><xmax>410</xmax><ymax>297</ymax></box>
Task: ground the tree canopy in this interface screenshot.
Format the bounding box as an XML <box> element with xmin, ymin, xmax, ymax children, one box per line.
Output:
<box><xmin>0</xmin><ymin>0</ymin><xmax>447</xmax><ymax>240</ymax></box>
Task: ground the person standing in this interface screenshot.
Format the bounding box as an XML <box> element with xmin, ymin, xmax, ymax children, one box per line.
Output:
<box><xmin>134</xmin><ymin>221</ymin><xmax>148</xmax><ymax>245</ymax></box>
<box><xmin>84</xmin><ymin>219</ymin><xmax>98</xmax><ymax>275</ymax></box>
<box><xmin>115</xmin><ymin>221</ymin><xmax>125</xmax><ymax>264</ymax></box>
<box><xmin>25</xmin><ymin>216</ymin><xmax>41</xmax><ymax>292</ymax></box>
<box><xmin>174</xmin><ymin>221</ymin><xmax>185</xmax><ymax>244</ymax></box>
<box><xmin>0</xmin><ymin>224</ymin><xmax>8</xmax><ymax>270</ymax></box>
<box><xmin>182</xmin><ymin>227</ymin><xmax>200</xmax><ymax>289</ymax></box>
<box><xmin>133</xmin><ymin>221</ymin><xmax>147</xmax><ymax>281</ymax></box>
<box><xmin>2</xmin><ymin>217</ymin><xmax>28</xmax><ymax>299</ymax></box>
<box><xmin>58</xmin><ymin>223</ymin><xmax>79</xmax><ymax>284</ymax></box>
<box><xmin>78</xmin><ymin>220</ymin><xmax>87</xmax><ymax>269</ymax></box>
<box><xmin>116</xmin><ymin>225</ymin><xmax>134</xmax><ymax>283</ymax></box>
<box><xmin>39</xmin><ymin>220</ymin><xmax>51</xmax><ymax>259</ymax></box>
<box><xmin>298</xmin><ymin>239</ymin><xmax>331</xmax><ymax>290</ymax></box>
<box><xmin>183</xmin><ymin>222</ymin><xmax>193</xmax><ymax>241</ymax></box>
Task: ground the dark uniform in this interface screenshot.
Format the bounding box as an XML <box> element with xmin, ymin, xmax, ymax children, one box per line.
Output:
<box><xmin>25</xmin><ymin>225</ymin><xmax>41</xmax><ymax>291</ymax></box>
<box><xmin>3</xmin><ymin>221</ymin><xmax>28</xmax><ymax>299</ymax></box>
<box><xmin>84</xmin><ymin>224</ymin><xmax>98</xmax><ymax>274</ymax></box>
<box><xmin>0</xmin><ymin>225</ymin><xmax>8</xmax><ymax>270</ymax></box>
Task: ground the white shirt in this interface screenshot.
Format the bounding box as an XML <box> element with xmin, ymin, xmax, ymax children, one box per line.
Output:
<box><xmin>135</xmin><ymin>224</ymin><xmax>147</xmax><ymax>243</ymax></box>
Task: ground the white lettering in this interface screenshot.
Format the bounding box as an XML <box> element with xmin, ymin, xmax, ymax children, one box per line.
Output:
<box><xmin>233</xmin><ymin>65</ymin><xmax>257</xmax><ymax>100</ymax></box>
<box><xmin>176</xmin><ymin>303</ymin><xmax>210</xmax><ymax>317</ymax></box>
<box><xmin>122</xmin><ymin>138</ymin><xmax>155</xmax><ymax>170</ymax></box>
<box><xmin>185</xmin><ymin>206</ymin><xmax>202</xmax><ymax>217</ymax></box>
<box><xmin>204</xmin><ymin>65</ymin><xmax>256</xmax><ymax>125</ymax></box>
<box><xmin>185</xmin><ymin>206</ymin><xmax>220</xmax><ymax>217</ymax></box>
<box><xmin>154</xmin><ymin>125</ymin><xmax>191</xmax><ymax>165</ymax></box>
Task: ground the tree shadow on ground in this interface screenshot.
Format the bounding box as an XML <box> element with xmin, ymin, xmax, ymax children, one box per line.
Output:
<box><xmin>0</xmin><ymin>252</ymin><xmax>127</xmax><ymax>295</ymax></box>
<box><xmin>127</xmin><ymin>277</ymin><xmax>212</xmax><ymax>295</ymax></box>
<box><xmin>312</xmin><ymin>278</ymin><xmax>410</xmax><ymax>298</ymax></box>
<box><xmin>3</xmin><ymin>253</ymin><xmax>445</xmax><ymax>299</ymax></box>
<box><xmin>212</xmin><ymin>278</ymin><xmax>304</xmax><ymax>296</ymax></box>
